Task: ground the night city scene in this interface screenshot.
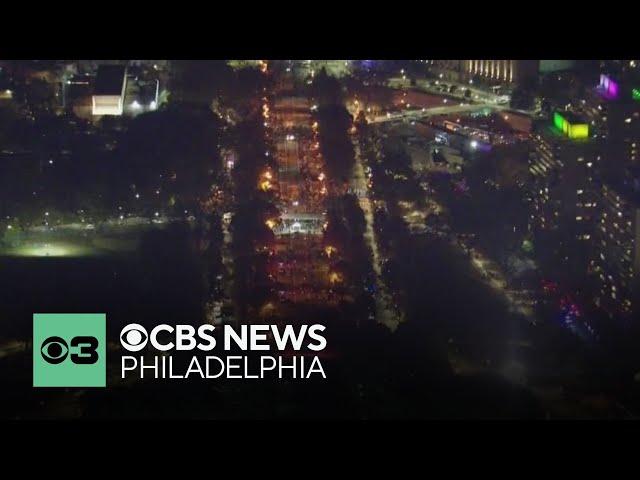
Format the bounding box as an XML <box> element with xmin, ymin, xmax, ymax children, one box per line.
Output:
<box><xmin>2</xmin><ymin>59</ymin><xmax>640</xmax><ymax>420</ymax></box>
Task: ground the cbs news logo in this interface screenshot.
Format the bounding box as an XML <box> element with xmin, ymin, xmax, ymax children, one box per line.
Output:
<box><xmin>33</xmin><ymin>313</ymin><xmax>106</xmax><ymax>387</ymax></box>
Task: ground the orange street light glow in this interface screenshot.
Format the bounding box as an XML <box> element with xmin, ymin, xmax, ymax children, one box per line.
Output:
<box><xmin>260</xmin><ymin>180</ymin><xmax>272</xmax><ymax>191</ymax></box>
<box><xmin>329</xmin><ymin>272</ymin><xmax>343</xmax><ymax>284</ymax></box>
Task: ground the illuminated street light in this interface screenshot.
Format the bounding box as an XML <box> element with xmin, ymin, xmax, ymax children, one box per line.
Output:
<box><xmin>329</xmin><ymin>271</ymin><xmax>343</xmax><ymax>284</ymax></box>
<box><xmin>260</xmin><ymin>180</ymin><xmax>272</xmax><ymax>191</ymax></box>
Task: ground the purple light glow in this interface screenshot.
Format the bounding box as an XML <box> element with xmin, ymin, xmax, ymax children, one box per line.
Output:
<box><xmin>599</xmin><ymin>74</ymin><xmax>619</xmax><ymax>99</ymax></box>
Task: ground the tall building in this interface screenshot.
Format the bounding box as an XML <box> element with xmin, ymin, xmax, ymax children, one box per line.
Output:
<box><xmin>576</xmin><ymin>65</ymin><xmax>640</xmax><ymax>319</ymax></box>
<box><xmin>528</xmin><ymin>112</ymin><xmax>601</xmax><ymax>281</ymax></box>
<box><xmin>591</xmin><ymin>171</ymin><xmax>640</xmax><ymax>318</ymax></box>
<box><xmin>595</xmin><ymin>73</ymin><xmax>640</xmax><ymax>172</ymax></box>
<box><xmin>579</xmin><ymin>69</ymin><xmax>640</xmax><ymax>171</ymax></box>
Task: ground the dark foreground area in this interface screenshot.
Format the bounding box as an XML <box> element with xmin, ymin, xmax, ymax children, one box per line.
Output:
<box><xmin>3</xmin><ymin>234</ymin><xmax>639</xmax><ymax>420</ymax></box>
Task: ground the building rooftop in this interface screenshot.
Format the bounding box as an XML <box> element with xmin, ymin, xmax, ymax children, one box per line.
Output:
<box><xmin>552</xmin><ymin>111</ymin><xmax>590</xmax><ymax>140</ymax></box>
<box><xmin>535</xmin><ymin>123</ymin><xmax>592</xmax><ymax>145</ymax></box>
<box><xmin>93</xmin><ymin>65</ymin><xmax>126</xmax><ymax>96</ymax></box>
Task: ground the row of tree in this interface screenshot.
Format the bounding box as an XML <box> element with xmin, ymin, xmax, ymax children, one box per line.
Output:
<box><xmin>312</xmin><ymin>69</ymin><xmax>356</xmax><ymax>189</ymax></box>
<box><xmin>0</xmin><ymin>104</ymin><xmax>225</xmax><ymax>237</ymax></box>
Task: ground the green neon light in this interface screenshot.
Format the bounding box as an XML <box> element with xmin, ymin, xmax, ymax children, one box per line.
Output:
<box><xmin>633</xmin><ymin>88</ymin><xmax>640</xmax><ymax>101</ymax></box>
<box><xmin>554</xmin><ymin>112</ymin><xmax>565</xmax><ymax>131</ymax></box>
<box><xmin>552</xmin><ymin>111</ymin><xmax>589</xmax><ymax>139</ymax></box>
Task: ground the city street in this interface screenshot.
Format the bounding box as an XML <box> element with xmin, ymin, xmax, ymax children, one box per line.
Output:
<box><xmin>352</xmin><ymin>140</ymin><xmax>402</xmax><ymax>329</ymax></box>
<box><xmin>387</xmin><ymin>76</ymin><xmax>507</xmax><ymax>104</ymax></box>
<box><xmin>368</xmin><ymin>103</ymin><xmax>507</xmax><ymax>124</ymax></box>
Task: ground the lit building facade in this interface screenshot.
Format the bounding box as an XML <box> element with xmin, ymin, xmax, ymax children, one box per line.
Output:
<box><xmin>591</xmin><ymin>178</ymin><xmax>640</xmax><ymax>318</ymax></box>
<box><xmin>586</xmin><ymin>71</ymin><xmax>640</xmax><ymax>172</ymax></box>
<box><xmin>528</xmin><ymin>113</ymin><xmax>601</xmax><ymax>280</ymax></box>
<box><xmin>92</xmin><ymin>65</ymin><xmax>127</xmax><ymax>116</ymax></box>
<box><xmin>418</xmin><ymin>60</ymin><xmax>539</xmax><ymax>85</ymax></box>
<box><xmin>581</xmin><ymin>67</ymin><xmax>640</xmax><ymax>318</ymax></box>
<box><xmin>463</xmin><ymin>60</ymin><xmax>539</xmax><ymax>84</ymax></box>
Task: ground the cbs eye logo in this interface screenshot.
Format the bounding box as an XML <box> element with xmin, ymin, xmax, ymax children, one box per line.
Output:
<box><xmin>120</xmin><ymin>324</ymin><xmax>148</xmax><ymax>351</ymax></box>
<box><xmin>40</xmin><ymin>335</ymin><xmax>99</xmax><ymax>365</ymax></box>
<box><xmin>33</xmin><ymin>314</ymin><xmax>106</xmax><ymax>388</ymax></box>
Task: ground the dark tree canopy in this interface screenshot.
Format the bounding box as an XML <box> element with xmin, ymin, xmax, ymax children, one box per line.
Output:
<box><xmin>316</xmin><ymin>104</ymin><xmax>355</xmax><ymax>184</ymax></box>
<box><xmin>116</xmin><ymin>106</ymin><xmax>222</xmax><ymax>206</ymax></box>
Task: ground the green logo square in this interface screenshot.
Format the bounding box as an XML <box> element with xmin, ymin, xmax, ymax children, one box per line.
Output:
<box><xmin>33</xmin><ymin>313</ymin><xmax>106</xmax><ymax>387</ymax></box>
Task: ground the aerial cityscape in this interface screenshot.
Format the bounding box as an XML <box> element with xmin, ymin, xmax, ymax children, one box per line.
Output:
<box><xmin>1</xmin><ymin>59</ymin><xmax>640</xmax><ymax>419</ymax></box>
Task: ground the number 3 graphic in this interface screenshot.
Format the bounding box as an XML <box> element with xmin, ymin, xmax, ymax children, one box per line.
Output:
<box><xmin>70</xmin><ymin>336</ymin><xmax>99</xmax><ymax>364</ymax></box>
